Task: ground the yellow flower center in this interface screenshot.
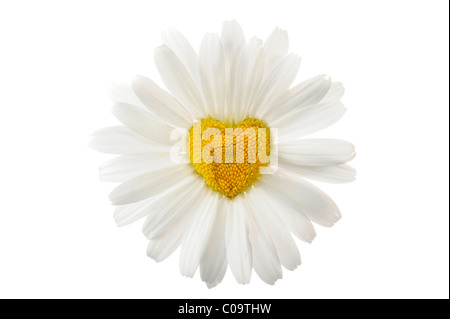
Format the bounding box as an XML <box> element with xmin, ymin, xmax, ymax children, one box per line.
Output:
<box><xmin>189</xmin><ymin>118</ymin><xmax>270</xmax><ymax>199</ymax></box>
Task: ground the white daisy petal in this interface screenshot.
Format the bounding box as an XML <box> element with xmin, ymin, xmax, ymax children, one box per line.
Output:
<box><xmin>142</xmin><ymin>176</ymin><xmax>204</xmax><ymax>239</ymax></box>
<box><xmin>248</xmin><ymin>188</ymin><xmax>302</xmax><ymax>270</ymax></box>
<box><xmin>265</xmin><ymin>170</ymin><xmax>341</xmax><ymax>227</ymax></box>
<box><xmin>322</xmin><ymin>82</ymin><xmax>345</xmax><ymax>103</ymax></box>
<box><xmin>109</xmin><ymin>164</ymin><xmax>192</xmax><ymax>205</ymax></box>
<box><xmin>112</xmin><ymin>102</ymin><xmax>173</xmax><ymax>146</ymax></box>
<box><xmin>146</xmin><ymin>221</ymin><xmax>187</xmax><ymax>262</ymax></box>
<box><xmin>221</xmin><ymin>20</ymin><xmax>246</xmax><ymax>58</ymax></box>
<box><xmin>180</xmin><ymin>192</ymin><xmax>219</xmax><ymax>277</ymax></box>
<box><xmin>200</xmin><ymin>202</ymin><xmax>227</xmax><ymax>286</ymax></box>
<box><xmin>109</xmin><ymin>82</ymin><xmax>146</xmax><ymax>108</ymax></box>
<box><xmin>280</xmin><ymin>161</ymin><xmax>357</xmax><ymax>184</ymax></box>
<box><xmin>234</xmin><ymin>37</ymin><xmax>266</xmax><ymax>122</ymax></box>
<box><xmin>131</xmin><ymin>75</ymin><xmax>193</xmax><ymax>128</ymax></box>
<box><xmin>99</xmin><ymin>154</ymin><xmax>171</xmax><ymax>182</ymax></box>
<box><xmin>257</xmin><ymin>183</ymin><xmax>316</xmax><ymax>243</ymax></box>
<box><xmin>225</xmin><ymin>196</ymin><xmax>252</xmax><ymax>284</ymax></box>
<box><xmin>253</xmin><ymin>54</ymin><xmax>301</xmax><ymax>118</ymax></box>
<box><xmin>199</xmin><ymin>33</ymin><xmax>226</xmax><ymax>119</ymax></box>
<box><xmin>113</xmin><ymin>196</ymin><xmax>160</xmax><ymax>227</ymax></box>
<box><xmin>263</xmin><ymin>27</ymin><xmax>289</xmax><ymax>77</ymax></box>
<box><xmin>89</xmin><ymin>126</ymin><xmax>169</xmax><ymax>155</ymax></box>
<box><xmin>278</xmin><ymin>138</ymin><xmax>356</xmax><ymax>166</ymax></box>
<box><xmin>205</xmin><ymin>260</ymin><xmax>227</xmax><ymax>289</ymax></box>
<box><xmin>263</xmin><ymin>75</ymin><xmax>331</xmax><ymax>122</ymax></box>
<box><xmin>154</xmin><ymin>45</ymin><xmax>205</xmax><ymax>118</ymax></box>
<box><xmin>221</xmin><ymin>20</ymin><xmax>246</xmax><ymax>122</ymax></box>
<box><xmin>146</xmin><ymin>179</ymin><xmax>206</xmax><ymax>262</ymax></box>
<box><xmin>277</xmin><ymin>101</ymin><xmax>346</xmax><ymax>141</ymax></box>
<box><xmin>230</xmin><ymin>38</ymin><xmax>262</xmax><ymax>122</ymax></box>
<box><xmin>245</xmin><ymin>55</ymin><xmax>267</xmax><ymax>120</ymax></box>
<box><xmin>264</xmin><ymin>27</ymin><xmax>289</xmax><ymax>61</ymax></box>
<box><xmin>288</xmin><ymin>76</ymin><xmax>332</xmax><ymax>106</ymax></box>
<box><xmin>161</xmin><ymin>27</ymin><xmax>200</xmax><ymax>86</ymax></box>
<box><xmin>115</xmin><ymin>175</ymin><xmax>197</xmax><ymax>227</ymax></box>
<box><xmin>244</xmin><ymin>196</ymin><xmax>282</xmax><ymax>285</ymax></box>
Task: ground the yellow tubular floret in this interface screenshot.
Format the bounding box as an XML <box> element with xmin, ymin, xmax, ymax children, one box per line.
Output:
<box><xmin>189</xmin><ymin>118</ymin><xmax>270</xmax><ymax>199</ymax></box>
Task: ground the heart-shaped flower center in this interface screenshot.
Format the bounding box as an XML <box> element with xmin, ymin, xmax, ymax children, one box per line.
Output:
<box><xmin>189</xmin><ymin>118</ymin><xmax>270</xmax><ymax>199</ymax></box>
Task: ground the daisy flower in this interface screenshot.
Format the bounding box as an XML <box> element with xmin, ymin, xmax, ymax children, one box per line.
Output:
<box><xmin>90</xmin><ymin>20</ymin><xmax>356</xmax><ymax>288</ymax></box>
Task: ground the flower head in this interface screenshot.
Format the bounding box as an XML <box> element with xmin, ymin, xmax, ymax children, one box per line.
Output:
<box><xmin>90</xmin><ymin>20</ymin><xmax>356</xmax><ymax>287</ymax></box>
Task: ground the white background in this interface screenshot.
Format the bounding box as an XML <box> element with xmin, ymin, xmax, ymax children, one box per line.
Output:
<box><xmin>0</xmin><ymin>0</ymin><xmax>448</xmax><ymax>299</ymax></box>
